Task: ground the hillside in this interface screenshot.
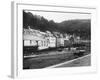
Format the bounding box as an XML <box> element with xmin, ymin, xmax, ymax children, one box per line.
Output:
<box><xmin>23</xmin><ymin>11</ymin><xmax>91</xmax><ymax>39</ymax></box>
<box><xmin>57</xmin><ymin>19</ymin><xmax>91</xmax><ymax>39</ymax></box>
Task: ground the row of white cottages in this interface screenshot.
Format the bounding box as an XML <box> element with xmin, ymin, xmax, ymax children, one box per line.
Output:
<box><xmin>23</xmin><ymin>29</ymin><xmax>70</xmax><ymax>50</ymax></box>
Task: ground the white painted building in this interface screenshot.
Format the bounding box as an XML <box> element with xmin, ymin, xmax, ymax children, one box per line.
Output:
<box><xmin>46</xmin><ymin>36</ymin><xmax>56</xmax><ymax>48</ymax></box>
<box><xmin>23</xmin><ymin>28</ymin><xmax>55</xmax><ymax>50</ymax></box>
<box><xmin>45</xmin><ymin>31</ymin><xmax>56</xmax><ymax>48</ymax></box>
<box><xmin>38</xmin><ymin>39</ymin><xmax>49</xmax><ymax>50</ymax></box>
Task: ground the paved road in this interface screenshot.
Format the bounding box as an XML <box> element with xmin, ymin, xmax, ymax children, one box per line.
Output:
<box><xmin>23</xmin><ymin>49</ymin><xmax>90</xmax><ymax>69</ymax></box>
<box><xmin>24</xmin><ymin>49</ymin><xmax>83</xmax><ymax>58</ymax></box>
<box><xmin>46</xmin><ymin>54</ymin><xmax>91</xmax><ymax>68</ymax></box>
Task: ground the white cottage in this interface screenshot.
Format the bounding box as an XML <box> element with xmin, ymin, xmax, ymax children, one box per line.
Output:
<box><xmin>23</xmin><ymin>29</ymin><xmax>50</xmax><ymax>50</ymax></box>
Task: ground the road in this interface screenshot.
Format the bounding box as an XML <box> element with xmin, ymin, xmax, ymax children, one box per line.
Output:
<box><xmin>23</xmin><ymin>50</ymin><xmax>75</xmax><ymax>69</ymax></box>
<box><xmin>46</xmin><ymin>54</ymin><xmax>91</xmax><ymax>68</ymax></box>
<box><xmin>23</xmin><ymin>48</ymin><xmax>90</xmax><ymax>69</ymax></box>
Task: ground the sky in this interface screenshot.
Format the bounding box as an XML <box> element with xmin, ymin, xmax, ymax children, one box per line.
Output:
<box><xmin>25</xmin><ymin>10</ymin><xmax>91</xmax><ymax>23</ymax></box>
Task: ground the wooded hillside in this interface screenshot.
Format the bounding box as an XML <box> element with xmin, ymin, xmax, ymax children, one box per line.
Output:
<box><xmin>23</xmin><ymin>11</ymin><xmax>91</xmax><ymax>40</ymax></box>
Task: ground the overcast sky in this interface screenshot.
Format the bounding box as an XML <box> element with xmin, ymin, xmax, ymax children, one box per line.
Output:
<box><xmin>25</xmin><ymin>10</ymin><xmax>91</xmax><ymax>23</ymax></box>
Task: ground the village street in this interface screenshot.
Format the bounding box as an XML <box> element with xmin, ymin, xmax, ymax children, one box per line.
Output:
<box><xmin>23</xmin><ymin>48</ymin><xmax>90</xmax><ymax>69</ymax></box>
<box><xmin>46</xmin><ymin>54</ymin><xmax>91</xmax><ymax>68</ymax></box>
